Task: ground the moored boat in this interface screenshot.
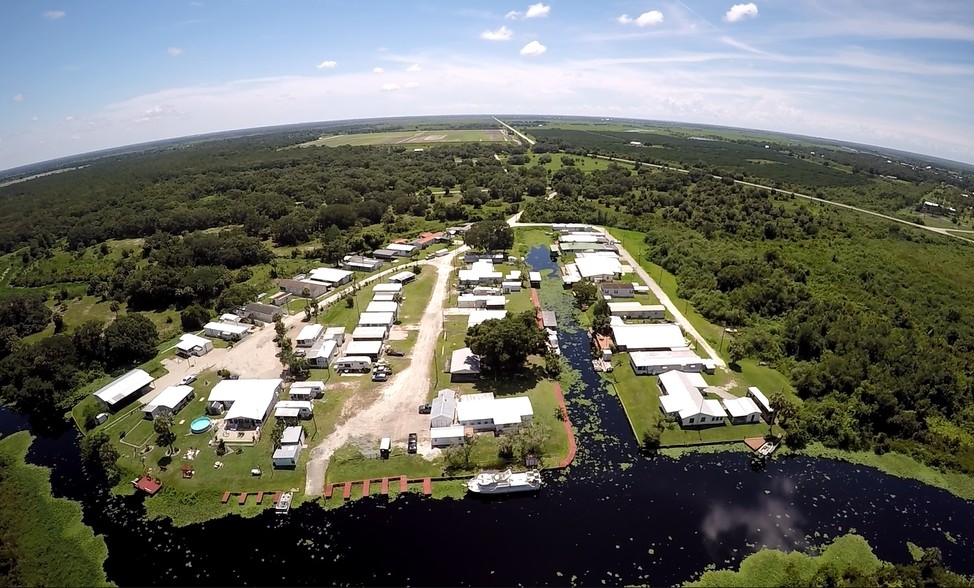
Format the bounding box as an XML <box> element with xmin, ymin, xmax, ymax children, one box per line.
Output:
<box><xmin>466</xmin><ymin>469</ymin><xmax>541</xmax><ymax>494</ymax></box>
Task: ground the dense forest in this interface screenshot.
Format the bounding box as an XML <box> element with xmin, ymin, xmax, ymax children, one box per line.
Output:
<box><xmin>523</xmin><ymin>165</ymin><xmax>974</xmax><ymax>474</ymax></box>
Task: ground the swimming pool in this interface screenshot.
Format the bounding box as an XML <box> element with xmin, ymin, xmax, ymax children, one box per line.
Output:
<box><xmin>189</xmin><ymin>416</ymin><xmax>212</xmax><ymax>434</ymax></box>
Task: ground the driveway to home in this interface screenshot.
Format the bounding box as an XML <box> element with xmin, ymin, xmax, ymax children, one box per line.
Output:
<box><xmin>304</xmin><ymin>245</ymin><xmax>465</xmax><ymax>495</ymax></box>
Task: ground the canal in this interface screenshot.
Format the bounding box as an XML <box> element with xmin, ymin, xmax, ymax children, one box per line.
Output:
<box><xmin>1</xmin><ymin>245</ymin><xmax>973</xmax><ymax>586</ymax></box>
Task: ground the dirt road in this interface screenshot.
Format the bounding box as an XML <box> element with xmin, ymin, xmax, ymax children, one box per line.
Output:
<box><xmin>303</xmin><ymin>246</ymin><xmax>466</xmax><ymax>495</ymax></box>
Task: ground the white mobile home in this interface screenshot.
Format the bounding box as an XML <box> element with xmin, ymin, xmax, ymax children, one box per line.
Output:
<box><xmin>658</xmin><ymin>371</ymin><xmax>725</xmax><ymax>428</ymax></box>
<box><xmin>94</xmin><ymin>369</ymin><xmax>154</xmax><ymax>411</ymax></box>
<box><xmin>141</xmin><ymin>385</ymin><xmax>194</xmax><ymax>420</ymax></box>
<box><xmin>609</xmin><ymin>302</ymin><xmax>665</xmax><ymax>320</ymax></box>
<box><xmin>386</xmin><ymin>243</ymin><xmax>418</xmax><ymax>256</ymax></box>
<box><xmin>306</xmin><ymin>339</ymin><xmax>338</xmax><ymax>367</ymax></box>
<box><xmin>611</xmin><ymin>323</ymin><xmax>686</xmax><ymax>352</ymax></box>
<box><xmin>307</xmin><ymin>267</ymin><xmax>354</xmax><ymax>286</ymax></box>
<box><xmin>748</xmin><ymin>387</ymin><xmax>774</xmax><ymax>421</ymax></box>
<box><xmin>456</xmin><ymin>393</ymin><xmax>534</xmax><ymax>433</ymax></box>
<box><xmin>722</xmin><ymin>397</ymin><xmax>762</xmax><ymax>424</ymax></box>
<box><xmin>365</xmin><ymin>300</ymin><xmax>399</xmax><ymax>319</ymax></box>
<box><xmin>350</xmin><ymin>326</ymin><xmax>388</xmax><ymax>341</ymax></box>
<box><xmin>502</xmin><ymin>281</ymin><xmax>521</xmax><ymax>293</ymax></box>
<box><xmin>387</xmin><ymin>271</ymin><xmax>417</xmax><ymax>284</ymax></box>
<box><xmin>529</xmin><ymin>271</ymin><xmax>542</xmax><ymax>287</ymax></box>
<box><xmin>334</xmin><ymin>356</ymin><xmax>372</xmax><ymax>373</ymax></box>
<box><xmin>630</xmin><ymin>350</ymin><xmax>706</xmax><ymax>376</ymax></box>
<box><xmin>175</xmin><ymin>333</ymin><xmax>213</xmax><ymax>357</ymax></box>
<box><xmin>345</xmin><ymin>340</ymin><xmax>383</xmax><ymax>360</ymax></box>
<box><xmin>467</xmin><ymin>310</ymin><xmax>507</xmax><ymax>328</ymax></box>
<box><xmin>600</xmin><ymin>282</ymin><xmax>635</xmax><ymax>298</ymax></box>
<box><xmin>449</xmin><ymin>348</ymin><xmax>481</xmax><ymax>382</ymax></box>
<box><xmin>372</xmin><ymin>282</ymin><xmax>404</xmax><ymax>296</ymax></box>
<box><xmin>288</xmin><ymin>381</ymin><xmax>325</xmax><ymax>400</ymax></box>
<box><xmin>430</xmin><ymin>425</ymin><xmax>466</xmax><ymax>447</ymax></box>
<box><xmin>203</xmin><ymin>321</ymin><xmax>250</xmax><ymax>340</ymax></box>
<box><xmin>372</xmin><ymin>292</ymin><xmax>398</xmax><ymax>302</ymax></box>
<box><xmin>295</xmin><ymin>324</ymin><xmax>324</xmax><ymax>348</ymax></box>
<box><xmin>323</xmin><ymin>326</ymin><xmax>346</xmax><ymax>344</ymax></box>
<box><xmin>457</xmin><ymin>295</ymin><xmax>506</xmax><ymax>310</ymax></box>
<box><xmin>274</xmin><ymin>400</ymin><xmax>313</xmax><ymax>419</ymax></box>
<box><xmin>272</xmin><ymin>426</ymin><xmax>305</xmax><ymax>468</ymax></box>
<box><xmin>358</xmin><ymin>312</ymin><xmax>395</xmax><ymax>329</ymax></box>
<box><xmin>210</xmin><ymin>379</ymin><xmax>282</xmax><ymax>429</ymax></box>
<box><xmin>341</xmin><ymin>255</ymin><xmax>383</xmax><ymax>272</ymax></box>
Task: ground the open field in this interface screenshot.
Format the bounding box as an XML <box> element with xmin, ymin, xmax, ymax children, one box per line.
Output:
<box><xmin>297</xmin><ymin>129</ymin><xmax>510</xmax><ymax>148</ymax></box>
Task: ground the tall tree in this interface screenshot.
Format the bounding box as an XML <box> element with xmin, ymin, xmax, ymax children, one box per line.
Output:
<box><xmin>104</xmin><ymin>313</ymin><xmax>159</xmax><ymax>368</ymax></box>
<box><xmin>465</xmin><ymin>311</ymin><xmax>546</xmax><ymax>373</ymax></box>
<box><xmin>463</xmin><ymin>220</ymin><xmax>514</xmax><ymax>252</ymax></box>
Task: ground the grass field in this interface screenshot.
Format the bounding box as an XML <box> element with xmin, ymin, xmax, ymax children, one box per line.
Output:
<box><xmin>297</xmin><ymin>129</ymin><xmax>511</xmax><ymax>148</ymax></box>
<box><xmin>0</xmin><ymin>432</ymin><xmax>110</xmax><ymax>587</ymax></box>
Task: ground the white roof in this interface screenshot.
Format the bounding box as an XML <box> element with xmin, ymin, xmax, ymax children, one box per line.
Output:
<box><xmin>507</xmin><ymin>270</ymin><xmax>522</xmax><ymax>279</ymax></box>
<box><xmin>612</xmin><ymin>323</ymin><xmax>686</xmax><ymax>350</ymax></box>
<box><xmin>210</xmin><ymin>378</ymin><xmax>281</xmax><ymax>406</ymax></box>
<box><xmin>308</xmin><ymin>267</ymin><xmax>353</xmax><ymax>284</ymax></box>
<box><xmin>458</xmin><ymin>269</ymin><xmax>504</xmax><ymax>282</ymax></box>
<box><xmin>748</xmin><ymin>387</ymin><xmax>773</xmax><ymax>412</ymax></box>
<box><xmin>175</xmin><ymin>332</ymin><xmax>211</xmax><ymax>351</ymax></box>
<box><xmin>608</xmin><ymin>302</ymin><xmax>664</xmax><ymax>313</ymax></box>
<box><xmin>458</xmin><ymin>294</ymin><xmax>506</xmax><ymax>306</ymax></box>
<box><xmin>373</xmin><ymin>283</ymin><xmax>403</xmax><ymax>293</ymax></box>
<box><xmin>220</xmin><ymin>313</ymin><xmax>241</xmax><ymax>322</ymax></box>
<box><xmin>221</xmin><ymin>381</ymin><xmax>279</xmax><ymax>422</ymax></box>
<box><xmin>630</xmin><ymin>350</ymin><xmax>704</xmax><ymax>369</ymax></box>
<box><xmin>346</xmin><ymin>340</ymin><xmax>383</xmax><ymax>356</ymax></box>
<box><xmin>658</xmin><ymin>371</ymin><xmax>725</xmax><ymax>420</ymax></box>
<box><xmin>388</xmin><ymin>271</ymin><xmax>416</xmax><ymax>282</ymax></box>
<box><xmin>456</xmin><ymin>393</ymin><xmax>533</xmax><ymax>425</ymax></box>
<box><xmin>94</xmin><ymin>369</ymin><xmax>154</xmax><ymax>405</ymax></box>
<box><xmin>529</xmin><ymin>271</ymin><xmax>542</xmax><ymax>281</ymax></box>
<box><xmin>358</xmin><ymin>312</ymin><xmax>395</xmax><ymax>326</ymax></box>
<box><xmin>575</xmin><ymin>255</ymin><xmax>622</xmax><ymax>279</ymax></box>
<box><xmin>431</xmin><ymin>389</ymin><xmax>457</xmax><ymax>422</ymax></box>
<box><xmin>204</xmin><ymin>321</ymin><xmax>249</xmax><ymax>336</ymax></box>
<box><xmin>275</xmin><ymin>400</ymin><xmax>312</xmax><ymax>410</ymax></box>
<box><xmin>307</xmin><ymin>339</ymin><xmax>338</xmax><ymax>361</ymax></box>
<box><xmin>450</xmin><ymin>348</ymin><xmax>480</xmax><ymax>374</ymax></box>
<box><xmin>296</xmin><ymin>324</ymin><xmax>324</xmax><ymax>341</ymax></box>
<box><xmin>324</xmin><ymin>326</ymin><xmax>346</xmax><ymax>337</ymax></box>
<box><xmin>273</xmin><ymin>444</ymin><xmax>301</xmax><ymax>459</ymax></box>
<box><xmin>143</xmin><ymin>385</ymin><xmax>193</xmax><ymax>413</ymax></box>
<box><xmin>559</xmin><ymin>234</ymin><xmax>601</xmax><ymax>243</ymax></box>
<box><xmin>372</xmin><ymin>293</ymin><xmax>397</xmax><ymax>302</ymax></box>
<box><xmin>351</xmin><ymin>326</ymin><xmax>388</xmax><ymax>340</ymax></box>
<box><xmin>430</xmin><ymin>425</ymin><xmax>466</xmax><ymax>439</ymax></box>
<box><xmin>366</xmin><ymin>301</ymin><xmax>399</xmax><ymax>314</ymax></box>
<box><xmin>723</xmin><ymin>397</ymin><xmax>761</xmax><ymax>418</ymax></box>
<box><xmin>502</xmin><ymin>281</ymin><xmax>521</xmax><ymax>288</ymax></box>
<box><xmin>468</xmin><ymin>310</ymin><xmax>508</xmax><ymax>328</ymax></box>
<box><xmin>386</xmin><ymin>243</ymin><xmax>416</xmax><ymax>252</ymax></box>
<box><xmin>281</xmin><ymin>426</ymin><xmax>303</xmax><ymax>445</ymax></box>
<box><xmin>290</xmin><ymin>380</ymin><xmax>325</xmax><ymax>390</ymax></box>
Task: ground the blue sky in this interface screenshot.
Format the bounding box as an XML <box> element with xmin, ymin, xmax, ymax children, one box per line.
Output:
<box><xmin>2</xmin><ymin>0</ymin><xmax>974</xmax><ymax>170</ymax></box>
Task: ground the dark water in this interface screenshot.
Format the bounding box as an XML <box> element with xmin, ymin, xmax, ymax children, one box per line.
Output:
<box><xmin>2</xmin><ymin>245</ymin><xmax>974</xmax><ymax>586</ymax></box>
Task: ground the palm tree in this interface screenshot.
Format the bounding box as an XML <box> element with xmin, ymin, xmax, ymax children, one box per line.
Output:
<box><xmin>153</xmin><ymin>414</ymin><xmax>177</xmax><ymax>456</ymax></box>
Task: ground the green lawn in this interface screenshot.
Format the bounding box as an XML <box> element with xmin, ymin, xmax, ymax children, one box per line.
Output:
<box><xmin>396</xmin><ymin>269</ymin><xmax>438</xmax><ymax>324</ymax></box>
<box><xmin>513</xmin><ymin>227</ymin><xmax>557</xmax><ymax>257</ymax></box>
<box><xmin>606</xmin><ymin>354</ymin><xmax>777</xmax><ymax>447</ymax></box>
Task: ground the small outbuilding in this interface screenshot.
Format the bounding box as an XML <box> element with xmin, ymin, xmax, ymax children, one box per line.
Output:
<box><xmin>142</xmin><ymin>385</ymin><xmax>195</xmax><ymax>420</ymax></box>
<box><xmin>274</xmin><ymin>400</ymin><xmax>313</xmax><ymax>420</ymax></box>
<box><xmin>307</xmin><ymin>267</ymin><xmax>354</xmax><ymax>286</ymax></box>
<box><xmin>272</xmin><ymin>426</ymin><xmax>305</xmax><ymax>468</ymax></box>
<box><xmin>430</xmin><ymin>389</ymin><xmax>458</xmax><ymax>428</ymax></box>
<box><xmin>306</xmin><ymin>339</ymin><xmax>338</xmax><ymax>367</ymax></box>
<box><xmin>387</xmin><ymin>271</ymin><xmax>417</xmax><ymax>284</ymax></box>
<box><xmin>345</xmin><ymin>339</ymin><xmax>384</xmax><ymax>360</ymax></box>
<box><xmin>430</xmin><ymin>425</ymin><xmax>466</xmax><ymax>448</ymax></box>
<box><xmin>448</xmin><ymin>348</ymin><xmax>481</xmax><ymax>382</ymax></box>
<box><xmin>94</xmin><ymin>369</ymin><xmax>154</xmax><ymax>411</ymax></box>
<box><xmin>295</xmin><ymin>324</ymin><xmax>324</xmax><ymax>348</ymax></box>
<box><xmin>175</xmin><ymin>333</ymin><xmax>213</xmax><ymax>357</ymax></box>
<box><xmin>244</xmin><ymin>302</ymin><xmax>284</xmax><ymax>324</ymax></box>
<box><xmin>203</xmin><ymin>321</ymin><xmax>250</xmax><ymax>340</ymax></box>
<box><xmin>288</xmin><ymin>381</ymin><xmax>325</xmax><ymax>400</ymax></box>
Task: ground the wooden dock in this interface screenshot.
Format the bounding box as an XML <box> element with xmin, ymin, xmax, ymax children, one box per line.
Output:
<box><xmin>237</xmin><ymin>492</ymin><xmax>247</xmax><ymax>505</ymax></box>
<box><xmin>380</xmin><ymin>477</ymin><xmax>389</xmax><ymax>495</ymax></box>
<box><xmin>342</xmin><ymin>481</ymin><xmax>352</xmax><ymax>500</ymax></box>
<box><xmin>272</xmin><ymin>491</ymin><xmax>281</xmax><ymax>505</ymax></box>
<box><xmin>422</xmin><ymin>478</ymin><xmax>432</xmax><ymax>495</ymax></box>
<box><xmin>324</xmin><ymin>484</ymin><xmax>334</xmax><ymax>499</ymax></box>
<box><xmin>221</xmin><ymin>491</ymin><xmax>231</xmax><ymax>504</ymax></box>
<box><xmin>361</xmin><ymin>479</ymin><xmax>371</xmax><ymax>497</ymax></box>
<box><xmin>256</xmin><ymin>491</ymin><xmax>264</xmax><ymax>505</ymax></box>
<box><xmin>399</xmin><ymin>475</ymin><xmax>408</xmax><ymax>493</ymax></box>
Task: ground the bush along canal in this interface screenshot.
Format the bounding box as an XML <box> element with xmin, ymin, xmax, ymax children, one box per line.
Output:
<box><xmin>0</xmin><ymin>246</ymin><xmax>970</xmax><ymax>585</ymax></box>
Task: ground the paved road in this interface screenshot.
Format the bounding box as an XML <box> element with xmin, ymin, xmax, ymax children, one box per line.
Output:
<box><xmin>587</xmin><ymin>153</ymin><xmax>974</xmax><ymax>244</ymax></box>
<box><xmin>493</xmin><ymin>117</ymin><xmax>535</xmax><ymax>145</ymax></box>
<box><xmin>508</xmin><ymin>221</ymin><xmax>726</xmax><ymax>367</ymax></box>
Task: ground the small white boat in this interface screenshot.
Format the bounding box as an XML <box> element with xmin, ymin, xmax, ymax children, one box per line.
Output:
<box><xmin>467</xmin><ymin>469</ymin><xmax>542</xmax><ymax>495</ymax></box>
<box><xmin>276</xmin><ymin>491</ymin><xmax>293</xmax><ymax>513</ymax></box>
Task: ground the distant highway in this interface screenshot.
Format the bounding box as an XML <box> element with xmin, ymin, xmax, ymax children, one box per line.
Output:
<box><xmin>494</xmin><ymin>117</ymin><xmax>535</xmax><ymax>146</ymax></box>
<box><xmin>586</xmin><ymin>153</ymin><xmax>974</xmax><ymax>244</ymax></box>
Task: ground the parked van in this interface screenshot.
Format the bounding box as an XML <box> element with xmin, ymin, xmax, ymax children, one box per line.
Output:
<box><xmin>334</xmin><ymin>356</ymin><xmax>373</xmax><ymax>373</ymax></box>
<box><xmin>379</xmin><ymin>437</ymin><xmax>391</xmax><ymax>459</ymax></box>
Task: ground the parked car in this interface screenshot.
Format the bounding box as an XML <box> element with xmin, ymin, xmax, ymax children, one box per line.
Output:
<box><xmin>372</xmin><ymin>371</ymin><xmax>389</xmax><ymax>382</ymax></box>
<box><xmin>407</xmin><ymin>433</ymin><xmax>418</xmax><ymax>454</ymax></box>
<box><xmin>385</xmin><ymin>347</ymin><xmax>405</xmax><ymax>357</ymax></box>
<box><xmin>180</xmin><ymin>373</ymin><xmax>198</xmax><ymax>385</ymax></box>
<box><xmin>418</xmin><ymin>403</ymin><xmax>432</xmax><ymax>414</ymax></box>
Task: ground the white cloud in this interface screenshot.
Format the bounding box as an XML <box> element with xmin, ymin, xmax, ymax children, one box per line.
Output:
<box><xmin>13</xmin><ymin>94</ymin><xmax>24</xmax><ymax>102</ymax></box>
<box><xmin>618</xmin><ymin>10</ymin><xmax>664</xmax><ymax>27</ymax></box>
<box><xmin>42</xmin><ymin>10</ymin><xmax>65</xmax><ymax>19</ymax></box>
<box><xmin>64</xmin><ymin>115</ymin><xmax>75</xmax><ymax>121</ymax></box>
<box><xmin>168</xmin><ymin>47</ymin><xmax>183</xmax><ymax>57</ymax></box>
<box><xmin>372</xmin><ymin>67</ymin><xmax>385</xmax><ymax>74</ymax></box>
<box><xmin>404</xmin><ymin>81</ymin><xmax>420</xmax><ymax>89</ymax></box>
<box><xmin>724</xmin><ymin>3</ymin><xmax>758</xmax><ymax>23</ymax></box>
<box><xmin>520</xmin><ymin>40</ymin><xmax>547</xmax><ymax>57</ymax></box>
<box><xmin>316</xmin><ymin>60</ymin><xmax>338</xmax><ymax>69</ymax></box>
<box><xmin>506</xmin><ymin>3</ymin><xmax>549</xmax><ymax>20</ymax></box>
<box><xmin>406</xmin><ymin>63</ymin><xmax>422</xmax><ymax>72</ymax></box>
<box><xmin>30</xmin><ymin>116</ymin><xmax>39</xmax><ymax>122</ymax></box>
<box><xmin>481</xmin><ymin>26</ymin><xmax>514</xmax><ymax>41</ymax></box>
<box><xmin>380</xmin><ymin>83</ymin><xmax>400</xmax><ymax>92</ymax></box>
